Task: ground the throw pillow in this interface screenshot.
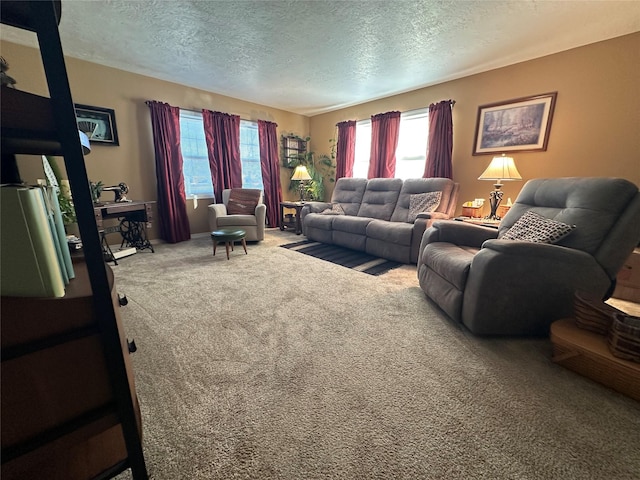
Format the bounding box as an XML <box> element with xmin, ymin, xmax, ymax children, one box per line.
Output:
<box><xmin>226</xmin><ymin>189</ymin><xmax>261</xmax><ymax>215</ymax></box>
<box><xmin>320</xmin><ymin>203</ymin><xmax>346</xmax><ymax>215</ymax></box>
<box><xmin>501</xmin><ymin>210</ymin><xmax>575</xmax><ymax>244</ymax></box>
<box><xmin>407</xmin><ymin>191</ymin><xmax>442</xmax><ymax>223</ymax></box>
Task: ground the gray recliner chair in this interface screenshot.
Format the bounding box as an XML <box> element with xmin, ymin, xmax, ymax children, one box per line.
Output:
<box><xmin>417</xmin><ymin>177</ymin><xmax>640</xmax><ymax>336</ymax></box>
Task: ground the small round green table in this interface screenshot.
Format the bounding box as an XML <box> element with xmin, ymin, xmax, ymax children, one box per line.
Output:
<box><xmin>210</xmin><ymin>228</ymin><xmax>247</xmax><ymax>260</ymax></box>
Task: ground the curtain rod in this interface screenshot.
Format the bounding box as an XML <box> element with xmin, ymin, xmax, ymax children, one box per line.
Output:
<box><xmin>335</xmin><ymin>99</ymin><xmax>456</xmax><ymax>126</ymax></box>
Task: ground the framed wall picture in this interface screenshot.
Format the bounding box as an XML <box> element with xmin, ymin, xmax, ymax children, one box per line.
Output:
<box><xmin>75</xmin><ymin>104</ymin><xmax>119</xmax><ymax>145</ymax></box>
<box><xmin>473</xmin><ymin>92</ymin><xmax>557</xmax><ymax>155</ymax></box>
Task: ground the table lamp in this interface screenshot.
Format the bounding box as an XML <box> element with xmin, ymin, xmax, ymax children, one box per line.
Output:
<box><xmin>291</xmin><ymin>165</ymin><xmax>312</xmax><ymax>202</ymax></box>
<box><xmin>478</xmin><ymin>154</ymin><xmax>522</xmax><ymax>220</ymax></box>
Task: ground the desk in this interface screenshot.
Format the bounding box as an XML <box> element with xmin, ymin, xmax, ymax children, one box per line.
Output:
<box><xmin>280</xmin><ymin>201</ymin><xmax>304</xmax><ymax>235</ymax></box>
<box><xmin>94</xmin><ymin>201</ymin><xmax>155</xmax><ymax>253</ymax></box>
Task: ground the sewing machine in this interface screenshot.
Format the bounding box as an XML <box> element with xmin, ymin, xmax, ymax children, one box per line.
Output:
<box><xmin>102</xmin><ymin>182</ymin><xmax>131</xmax><ymax>203</ymax></box>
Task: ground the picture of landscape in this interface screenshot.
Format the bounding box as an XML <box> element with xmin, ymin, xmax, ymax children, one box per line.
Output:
<box><xmin>480</xmin><ymin>103</ymin><xmax>545</xmax><ymax>148</ymax></box>
<box><xmin>473</xmin><ymin>92</ymin><xmax>557</xmax><ymax>155</ymax></box>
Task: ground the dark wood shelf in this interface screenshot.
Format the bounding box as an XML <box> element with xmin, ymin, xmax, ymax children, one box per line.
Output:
<box><xmin>0</xmin><ymin>0</ymin><xmax>61</xmax><ymax>32</ymax></box>
<box><xmin>1</xmin><ymin>1</ymin><xmax>148</xmax><ymax>478</ymax></box>
<box><xmin>0</xmin><ymin>87</ymin><xmax>90</xmax><ymax>156</ymax></box>
<box><xmin>1</xmin><ymin>261</ymin><xmax>141</xmax><ymax>476</ymax></box>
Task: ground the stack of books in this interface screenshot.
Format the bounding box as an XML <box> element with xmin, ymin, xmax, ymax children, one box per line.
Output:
<box><xmin>1</xmin><ymin>184</ymin><xmax>75</xmax><ymax>298</ymax></box>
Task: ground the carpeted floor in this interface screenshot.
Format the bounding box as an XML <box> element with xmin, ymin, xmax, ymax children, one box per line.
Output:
<box><xmin>113</xmin><ymin>229</ymin><xmax>640</xmax><ymax>480</ymax></box>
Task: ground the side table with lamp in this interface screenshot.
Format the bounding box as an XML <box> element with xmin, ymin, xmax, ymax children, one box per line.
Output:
<box><xmin>280</xmin><ymin>165</ymin><xmax>312</xmax><ymax>234</ymax></box>
<box><xmin>291</xmin><ymin>165</ymin><xmax>312</xmax><ymax>202</ymax></box>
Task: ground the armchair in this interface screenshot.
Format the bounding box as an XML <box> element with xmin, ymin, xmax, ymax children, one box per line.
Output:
<box><xmin>207</xmin><ymin>188</ymin><xmax>266</xmax><ymax>242</ymax></box>
<box><xmin>417</xmin><ymin>177</ymin><xmax>640</xmax><ymax>336</ymax></box>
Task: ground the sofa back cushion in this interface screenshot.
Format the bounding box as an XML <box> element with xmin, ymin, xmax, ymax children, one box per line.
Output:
<box><xmin>391</xmin><ymin>178</ymin><xmax>457</xmax><ymax>222</ymax></box>
<box><xmin>330</xmin><ymin>178</ymin><xmax>368</xmax><ymax>216</ymax></box>
<box><xmin>498</xmin><ymin>177</ymin><xmax>639</xmax><ymax>263</ymax></box>
<box><xmin>357</xmin><ymin>178</ymin><xmax>403</xmax><ymax>221</ymax></box>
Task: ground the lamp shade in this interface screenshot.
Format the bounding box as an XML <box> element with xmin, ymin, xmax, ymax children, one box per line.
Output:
<box><xmin>478</xmin><ymin>154</ymin><xmax>521</xmax><ymax>182</ymax></box>
<box><xmin>291</xmin><ymin>165</ymin><xmax>312</xmax><ymax>181</ymax></box>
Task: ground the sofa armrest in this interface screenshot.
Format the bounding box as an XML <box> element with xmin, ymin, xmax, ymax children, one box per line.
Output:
<box><xmin>301</xmin><ymin>201</ymin><xmax>331</xmax><ymax>225</ymax></box>
<box><xmin>481</xmin><ymin>239</ymin><xmax>588</xmax><ymax>259</ymax></box>
<box><xmin>462</xmin><ymin>240</ymin><xmax>611</xmax><ymax>334</ymax></box>
<box><xmin>415</xmin><ymin>211</ymin><xmax>450</xmax><ymax>221</ymax></box>
<box><xmin>421</xmin><ymin>220</ymin><xmax>498</xmax><ymax>248</ymax></box>
<box><xmin>255</xmin><ymin>203</ymin><xmax>267</xmax><ymax>227</ymax></box>
<box><xmin>208</xmin><ymin>203</ymin><xmax>228</xmax><ymax>231</ymax></box>
<box><xmin>303</xmin><ymin>201</ymin><xmax>331</xmax><ymax>214</ymax></box>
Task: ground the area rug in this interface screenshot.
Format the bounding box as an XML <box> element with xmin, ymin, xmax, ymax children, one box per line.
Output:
<box><xmin>280</xmin><ymin>239</ymin><xmax>402</xmax><ymax>276</ymax></box>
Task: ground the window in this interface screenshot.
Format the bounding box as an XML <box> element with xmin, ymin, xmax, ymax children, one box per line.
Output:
<box><xmin>353</xmin><ymin>108</ymin><xmax>429</xmax><ymax>179</ymax></box>
<box><xmin>239</xmin><ymin>120</ymin><xmax>263</xmax><ymax>190</ymax></box>
<box><xmin>353</xmin><ymin>120</ymin><xmax>371</xmax><ymax>178</ymax></box>
<box><xmin>395</xmin><ymin>109</ymin><xmax>429</xmax><ymax>180</ymax></box>
<box><xmin>178</xmin><ymin>112</ymin><xmax>264</xmax><ymax>198</ymax></box>
<box><xmin>179</xmin><ymin>110</ymin><xmax>213</xmax><ymax>198</ymax></box>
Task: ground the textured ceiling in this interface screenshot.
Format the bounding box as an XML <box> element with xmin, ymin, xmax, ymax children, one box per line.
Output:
<box><xmin>2</xmin><ymin>0</ymin><xmax>639</xmax><ymax>116</ymax></box>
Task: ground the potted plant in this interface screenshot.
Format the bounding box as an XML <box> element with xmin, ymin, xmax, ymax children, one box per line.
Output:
<box><xmin>283</xmin><ymin>135</ymin><xmax>335</xmax><ymax>201</ymax></box>
<box><xmin>90</xmin><ymin>180</ymin><xmax>104</xmax><ymax>205</ymax></box>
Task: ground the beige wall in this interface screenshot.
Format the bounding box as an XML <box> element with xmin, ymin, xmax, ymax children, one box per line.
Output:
<box><xmin>309</xmin><ymin>32</ymin><xmax>640</xmax><ymax>211</ymax></box>
<box><xmin>4</xmin><ymin>32</ymin><xmax>638</xmax><ymax>237</ymax></box>
<box><xmin>2</xmin><ymin>40</ymin><xmax>310</xmax><ymax>238</ymax></box>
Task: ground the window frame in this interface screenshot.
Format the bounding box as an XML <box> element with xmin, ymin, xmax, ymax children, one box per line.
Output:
<box><xmin>352</xmin><ymin>107</ymin><xmax>429</xmax><ymax>180</ymax></box>
<box><xmin>178</xmin><ymin>111</ymin><xmax>264</xmax><ymax>199</ymax></box>
<box><xmin>179</xmin><ymin>110</ymin><xmax>214</xmax><ymax>200</ymax></box>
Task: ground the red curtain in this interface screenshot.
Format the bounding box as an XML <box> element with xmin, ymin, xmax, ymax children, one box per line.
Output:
<box><xmin>258</xmin><ymin>120</ymin><xmax>283</xmax><ymax>227</ymax></box>
<box><xmin>145</xmin><ymin>100</ymin><xmax>191</xmax><ymax>243</ymax></box>
<box><xmin>368</xmin><ymin>111</ymin><xmax>401</xmax><ymax>179</ymax></box>
<box><xmin>202</xmin><ymin>109</ymin><xmax>242</xmax><ymax>204</ymax></box>
<box><xmin>335</xmin><ymin>120</ymin><xmax>356</xmax><ymax>180</ymax></box>
<box><xmin>423</xmin><ymin>100</ymin><xmax>455</xmax><ymax>179</ymax></box>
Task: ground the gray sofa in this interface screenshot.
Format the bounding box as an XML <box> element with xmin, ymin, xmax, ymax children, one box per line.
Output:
<box><xmin>301</xmin><ymin>177</ymin><xmax>460</xmax><ymax>264</ymax></box>
<box><xmin>417</xmin><ymin>177</ymin><xmax>640</xmax><ymax>336</ymax></box>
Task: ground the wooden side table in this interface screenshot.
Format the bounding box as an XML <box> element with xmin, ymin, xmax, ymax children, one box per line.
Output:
<box><xmin>280</xmin><ymin>201</ymin><xmax>304</xmax><ymax>235</ymax></box>
<box><xmin>550</xmin><ymin>318</ymin><xmax>640</xmax><ymax>401</ymax></box>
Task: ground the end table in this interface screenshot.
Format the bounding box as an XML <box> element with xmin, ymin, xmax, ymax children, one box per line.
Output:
<box><xmin>280</xmin><ymin>201</ymin><xmax>304</xmax><ymax>234</ymax></box>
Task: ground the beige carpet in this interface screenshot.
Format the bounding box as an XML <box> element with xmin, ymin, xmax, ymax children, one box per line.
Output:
<box><xmin>113</xmin><ymin>229</ymin><xmax>640</xmax><ymax>480</ymax></box>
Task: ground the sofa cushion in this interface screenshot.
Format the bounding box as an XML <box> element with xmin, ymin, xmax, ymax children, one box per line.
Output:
<box><xmin>331</xmin><ymin>178</ymin><xmax>368</xmax><ymax>216</ymax></box>
<box><xmin>332</xmin><ymin>215</ymin><xmax>374</xmax><ymax>235</ymax></box>
<box><xmin>391</xmin><ymin>178</ymin><xmax>456</xmax><ymax>222</ymax></box>
<box><xmin>366</xmin><ymin>219</ymin><xmax>413</xmax><ymax>246</ymax></box>
<box><xmin>304</xmin><ymin>213</ymin><xmax>337</xmax><ymax>231</ymax></box>
<box><xmin>218</xmin><ymin>215</ymin><xmax>257</xmax><ymax>227</ymax></box>
<box><xmin>407</xmin><ymin>191</ymin><xmax>442</xmax><ymax>223</ymax></box>
<box><xmin>501</xmin><ymin>210</ymin><xmax>575</xmax><ymax>244</ymax></box>
<box><xmin>357</xmin><ymin>178</ymin><xmax>403</xmax><ymax>221</ymax></box>
<box><xmin>227</xmin><ymin>188</ymin><xmax>261</xmax><ymax>215</ymax></box>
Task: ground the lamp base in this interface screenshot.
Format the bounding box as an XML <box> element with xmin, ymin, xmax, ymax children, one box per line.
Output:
<box><xmin>298</xmin><ymin>182</ymin><xmax>305</xmax><ymax>202</ymax></box>
<box><xmin>484</xmin><ymin>184</ymin><xmax>504</xmax><ymax>220</ymax></box>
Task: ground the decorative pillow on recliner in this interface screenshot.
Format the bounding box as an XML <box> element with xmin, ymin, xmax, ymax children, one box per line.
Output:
<box><xmin>227</xmin><ymin>189</ymin><xmax>261</xmax><ymax>215</ymax></box>
<box><xmin>320</xmin><ymin>203</ymin><xmax>346</xmax><ymax>215</ymax></box>
<box><xmin>407</xmin><ymin>191</ymin><xmax>442</xmax><ymax>223</ymax></box>
<box><xmin>501</xmin><ymin>210</ymin><xmax>576</xmax><ymax>244</ymax></box>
